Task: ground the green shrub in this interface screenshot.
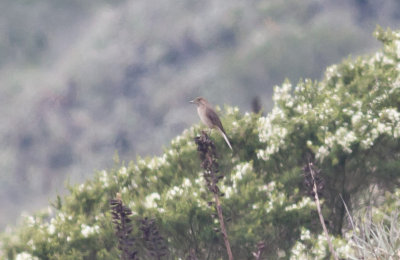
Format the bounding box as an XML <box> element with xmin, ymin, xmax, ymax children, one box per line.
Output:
<box><xmin>2</xmin><ymin>27</ymin><xmax>400</xmax><ymax>259</ymax></box>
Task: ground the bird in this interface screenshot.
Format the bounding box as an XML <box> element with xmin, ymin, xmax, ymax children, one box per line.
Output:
<box><xmin>190</xmin><ymin>97</ymin><xmax>232</xmax><ymax>150</ymax></box>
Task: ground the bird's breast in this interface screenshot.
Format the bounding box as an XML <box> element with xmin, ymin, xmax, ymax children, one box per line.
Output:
<box><xmin>197</xmin><ymin>106</ymin><xmax>213</xmax><ymax>128</ymax></box>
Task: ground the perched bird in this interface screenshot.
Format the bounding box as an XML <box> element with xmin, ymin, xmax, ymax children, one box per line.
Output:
<box><xmin>190</xmin><ymin>97</ymin><xmax>232</xmax><ymax>150</ymax></box>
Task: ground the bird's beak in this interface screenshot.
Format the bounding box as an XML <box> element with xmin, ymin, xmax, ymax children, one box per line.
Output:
<box><xmin>189</xmin><ymin>100</ymin><xmax>195</xmax><ymax>103</ymax></box>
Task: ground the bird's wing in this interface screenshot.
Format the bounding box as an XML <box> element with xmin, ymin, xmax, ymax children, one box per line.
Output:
<box><xmin>205</xmin><ymin>106</ymin><xmax>232</xmax><ymax>150</ymax></box>
<box><xmin>205</xmin><ymin>107</ymin><xmax>226</xmax><ymax>133</ymax></box>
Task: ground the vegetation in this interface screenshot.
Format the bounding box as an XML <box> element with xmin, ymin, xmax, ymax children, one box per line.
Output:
<box><xmin>1</xmin><ymin>28</ymin><xmax>400</xmax><ymax>259</ymax></box>
<box><xmin>2</xmin><ymin>0</ymin><xmax>400</xmax><ymax>230</ymax></box>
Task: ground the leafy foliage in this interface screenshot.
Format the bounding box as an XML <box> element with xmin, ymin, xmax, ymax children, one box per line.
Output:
<box><xmin>2</xmin><ymin>0</ymin><xmax>400</xmax><ymax>230</ymax></box>
<box><xmin>2</xmin><ymin>28</ymin><xmax>400</xmax><ymax>259</ymax></box>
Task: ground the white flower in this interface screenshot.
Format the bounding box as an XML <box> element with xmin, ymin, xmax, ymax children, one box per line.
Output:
<box><xmin>233</xmin><ymin>162</ymin><xmax>251</xmax><ymax>181</ymax></box>
<box><xmin>231</xmin><ymin>121</ymin><xmax>239</xmax><ymax>131</ymax></box>
<box><xmin>144</xmin><ymin>192</ymin><xmax>160</xmax><ymax>209</ymax></box>
<box><xmin>121</xmin><ymin>187</ymin><xmax>128</xmax><ymax>195</ymax></box>
<box><xmin>290</xmin><ymin>241</ymin><xmax>307</xmax><ymax>259</ymax></box>
<box><xmin>395</xmin><ymin>40</ymin><xmax>400</xmax><ymax>58</ymax></box>
<box><xmin>58</xmin><ymin>213</ymin><xmax>66</xmax><ymax>222</ymax></box>
<box><xmin>285</xmin><ymin>197</ymin><xmax>313</xmax><ymax>211</ymax></box>
<box><xmin>360</xmin><ymin>138</ymin><xmax>374</xmax><ymax>149</ymax></box>
<box><xmin>375</xmin><ymin>52</ymin><xmax>383</xmax><ymax>62</ymax></box>
<box><xmin>295</xmin><ymin>103</ymin><xmax>312</xmax><ymax>115</ymax></box>
<box><xmin>81</xmin><ymin>224</ymin><xmax>100</xmax><ymax>238</ymax></box>
<box><xmin>257</xmin><ymin>108</ymin><xmax>289</xmax><ymax>161</ymax></box>
<box><xmin>325</xmin><ymin>64</ymin><xmax>338</xmax><ymax>80</ymax></box>
<box><xmin>27</xmin><ymin>240</ymin><xmax>36</xmax><ymax>250</ymax></box>
<box><xmin>26</xmin><ymin>215</ymin><xmax>35</xmax><ymax>227</ymax></box>
<box><xmin>381</xmin><ymin>108</ymin><xmax>400</xmax><ymax>122</ymax></box>
<box><xmin>99</xmin><ymin>170</ymin><xmax>109</xmax><ymax>188</ymax></box>
<box><xmin>226</xmin><ymin>106</ymin><xmax>239</xmax><ymax>115</ymax></box>
<box><xmin>300</xmin><ymin>228</ymin><xmax>311</xmax><ymax>240</ymax></box>
<box><xmin>48</xmin><ymin>223</ymin><xmax>56</xmax><ymax>235</ymax></box>
<box><xmin>353</xmin><ymin>101</ymin><xmax>362</xmax><ymax>109</ymax></box>
<box><xmin>316</xmin><ymin>146</ymin><xmax>329</xmax><ymax>160</ymax></box>
<box><xmin>326</xmin><ymin>127</ymin><xmax>357</xmax><ymax>154</ymax></box>
<box><xmin>224</xmin><ymin>186</ymin><xmax>233</xmax><ymax>199</ymax></box>
<box><xmin>119</xmin><ymin>167</ymin><xmax>127</xmax><ymax>176</ymax></box>
<box><xmin>265</xmin><ymin>192</ymin><xmax>285</xmax><ymax>213</ymax></box>
<box><xmin>148</xmin><ymin>154</ymin><xmax>169</xmax><ymax>170</ymax></box>
<box><xmin>15</xmin><ymin>252</ymin><xmax>39</xmax><ymax>260</ymax></box>
<box><xmin>382</xmin><ymin>56</ymin><xmax>394</xmax><ymax>65</ymax></box>
<box><xmin>243</xmin><ymin>112</ymin><xmax>252</xmax><ymax>123</ymax></box>
<box><xmin>351</xmin><ymin>111</ymin><xmax>363</xmax><ymax>126</ymax></box>
<box><xmin>131</xmin><ymin>179</ymin><xmax>138</xmax><ymax>189</ymax></box>
<box><xmin>78</xmin><ymin>183</ymin><xmax>85</xmax><ymax>191</ymax></box>
<box><xmin>166</xmin><ymin>186</ymin><xmax>183</xmax><ymax>199</ymax></box>
<box><xmin>182</xmin><ymin>178</ymin><xmax>192</xmax><ymax>188</ymax></box>
<box><xmin>259</xmin><ymin>181</ymin><xmax>276</xmax><ymax>193</ymax></box>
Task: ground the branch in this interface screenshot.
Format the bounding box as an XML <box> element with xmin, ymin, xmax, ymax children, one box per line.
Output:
<box><xmin>194</xmin><ymin>131</ymin><xmax>234</xmax><ymax>260</ymax></box>
<box><xmin>110</xmin><ymin>193</ymin><xmax>138</xmax><ymax>260</ymax></box>
<box><xmin>140</xmin><ymin>217</ymin><xmax>168</xmax><ymax>259</ymax></box>
<box><xmin>305</xmin><ymin>161</ymin><xmax>338</xmax><ymax>260</ymax></box>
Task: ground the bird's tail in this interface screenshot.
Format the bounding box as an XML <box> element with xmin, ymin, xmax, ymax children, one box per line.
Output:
<box><xmin>218</xmin><ymin>128</ymin><xmax>233</xmax><ymax>150</ymax></box>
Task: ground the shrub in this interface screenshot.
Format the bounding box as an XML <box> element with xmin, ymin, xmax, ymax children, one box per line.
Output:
<box><xmin>2</xmin><ymin>27</ymin><xmax>400</xmax><ymax>259</ymax></box>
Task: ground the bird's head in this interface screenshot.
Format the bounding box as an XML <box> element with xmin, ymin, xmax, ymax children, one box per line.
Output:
<box><xmin>190</xmin><ymin>97</ymin><xmax>208</xmax><ymax>106</ymax></box>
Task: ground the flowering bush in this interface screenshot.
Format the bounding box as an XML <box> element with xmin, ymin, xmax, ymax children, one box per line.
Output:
<box><xmin>2</xmin><ymin>28</ymin><xmax>400</xmax><ymax>259</ymax></box>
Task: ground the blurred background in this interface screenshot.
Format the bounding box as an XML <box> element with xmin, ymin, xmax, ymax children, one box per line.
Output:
<box><xmin>1</xmin><ymin>0</ymin><xmax>400</xmax><ymax>230</ymax></box>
